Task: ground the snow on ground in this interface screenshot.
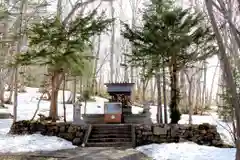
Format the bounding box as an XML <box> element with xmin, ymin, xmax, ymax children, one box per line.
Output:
<box><xmin>0</xmin><ymin>87</ymin><xmax>113</xmax><ymax>153</ymax></box>
<box><xmin>137</xmin><ymin>143</ymin><xmax>235</xmax><ymax>160</ymax></box>
<box><xmin>0</xmin><ymin>134</ymin><xmax>75</xmax><ymax>153</ymax></box>
<box><xmin>0</xmin><ymin>87</ymin><xmax>237</xmax><ymax>159</ymax></box>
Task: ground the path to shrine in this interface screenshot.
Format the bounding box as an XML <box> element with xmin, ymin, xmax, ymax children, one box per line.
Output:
<box><xmin>0</xmin><ymin>147</ymin><xmax>150</xmax><ymax>160</ymax></box>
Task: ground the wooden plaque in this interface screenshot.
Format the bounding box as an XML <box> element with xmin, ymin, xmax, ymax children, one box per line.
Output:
<box><xmin>104</xmin><ymin>102</ymin><xmax>122</xmax><ymax>123</ymax></box>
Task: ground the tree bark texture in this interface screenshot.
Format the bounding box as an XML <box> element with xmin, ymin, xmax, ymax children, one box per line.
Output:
<box><xmin>49</xmin><ymin>70</ymin><xmax>64</xmax><ymax>122</ymax></box>
<box><xmin>156</xmin><ymin>72</ymin><xmax>163</xmax><ymax>123</ymax></box>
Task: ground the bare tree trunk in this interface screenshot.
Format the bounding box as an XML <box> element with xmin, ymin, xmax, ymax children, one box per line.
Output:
<box><xmin>72</xmin><ymin>76</ymin><xmax>76</xmax><ymax>104</ymax></box>
<box><xmin>93</xmin><ymin>35</ymin><xmax>101</xmax><ymax>93</ymax></box>
<box><xmin>13</xmin><ymin>67</ymin><xmax>18</xmax><ymax>122</ymax></box>
<box><xmin>65</xmin><ymin>76</ymin><xmax>76</xmax><ymax>104</ymax></box>
<box><xmin>156</xmin><ymin>72</ymin><xmax>163</xmax><ymax>123</ymax></box>
<box><xmin>169</xmin><ymin>55</ymin><xmax>180</xmax><ymax>124</ymax></box>
<box><xmin>180</xmin><ymin>70</ymin><xmax>187</xmax><ymax>113</ymax></box>
<box><xmin>163</xmin><ymin>64</ymin><xmax>168</xmax><ymax>123</ymax></box>
<box><xmin>142</xmin><ymin>82</ymin><xmax>146</xmax><ymax>103</ymax></box>
<box><xmin>150</xmin><ymin>78</ymin><xmax>154</xmax><ymax>101</ymax></box>
<box><xmin>129</xmin><ymin>0</ymin><xmax>139</xmax><ymax>83</ymax></box>
<box><xmin>0</xmin><ymin>80</ymin><xmax>5</xmax><ymax>107</ymax></box>
<box><xmin>188</xmin><ymin>80</ymin><xmax>193</xmax><ymax>124</ymax></box>
<box><xmin>153</xmin><ymin>80</ymin><xmax>157</xmax><ymax>101</ymax></box>
<box><xmin>13</xmin><ymin>0</ymin><xmax>26</xmax><ymax>123</ymax></box>
<box><xmin>195</xmin><ymin>63</ymin><xmax>203</xmax><ymax>114</ymax></box>
<box><xmin>31</xmin><ymin>92</ymin><xmax>45</xmax><ymax>121</ymax></box>
<box><xmin>109</xmin><ymin>1</ymin><xmax>115</xmax><ymax>82</ymax></box>
<box><xmin>184</xmin><ymin>70</ymin><xmax>194</xmax><ymax>124</ymax></box>
<box><xmin>98</xmin><ymin>74</ymin><xmax>101</xmax><ymax>93</ymax></box>
<box><xmin>79</xmin><ymin>77</ymin><xmax>83</xmax><ymax>95</ymax></box>
<box><xmin>49</xmin><ymin>70</ymin><xmax>63</xmax><ymax>122</ymax></box>
<box><xmin>216</xmin><ymin>69</ymin><xmax>222</xmax><ymax>105</ymax></box>
<box><xmin>201</xmin><ymin>61</ymin><xmax>207</xmax><ymax>113</ymax></box>
<box><xmin>123</xmin><ymin>54</ymin><xmax>128</xmax><ymax>82</ymax></box>
<box><xmin>205</xmin><ymin>1</ymin><xmax>240</xmax><ymax>159</ymax></box>
<box><xmin>49</xmin><ymin>72</ymin><xmax>58</xmax><ymax>122</ymax></box>
<box><xmin>208</xmin><ymin>61</ymin><xmax>219</xmax><ymax>106</ymax></box>
<box><xmin>5</xmin><ymin>70</ymin><xmax>14</xmax><ymax>104</ymax></box>
<box><xmin>57</xmin><ymin>0</ymin><xmax>62</xmax><ymax>19</ymax></box>
<box><xmin>62</xmin><ymin>74</ymin><xmax>66</xmax><ymax>122</ymax></box>
<box><xmin>195</xmin><ymin>79</ymin><xmax>201</xmax><ymax>114</ymax></box>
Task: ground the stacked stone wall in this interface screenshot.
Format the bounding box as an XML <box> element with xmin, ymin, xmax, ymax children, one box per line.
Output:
<box><xmin>10</xmin><ymin>121</ymin><xmax>233</xmax><ymax>148</ymax></box>
<box><xmin>10</xmin><ymin>121</ymin><xmax>87</xmax><ymax>145</ymax></box>
<box><xmin>135</xmin><ymin>123</ymin><xmax>231</xmax><ymax>148</ymax></box>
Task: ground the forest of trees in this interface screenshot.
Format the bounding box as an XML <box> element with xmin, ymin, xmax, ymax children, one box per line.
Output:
<box><xmin>0</xmin><ymin>0</ymin><xmax>240</xmax><ymax>159</ymax></box>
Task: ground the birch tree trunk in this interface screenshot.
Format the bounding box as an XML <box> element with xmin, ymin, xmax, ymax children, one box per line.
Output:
<box><xmin>150</xmin><ymin>78</ymin><xmax>154</xmax><ymax>101</ymax></box>
<box><xmin>5</xmin><ymin>70</ymin><xmax>14</xmax><ymax>104</ymax></box>
<box><xmin>195</xmin><ymin>75</ymin><xmax>202</xmax><ymax>114</ymax></box>
<box><xmin>72</xmin><ymin>76</ymin><xmax>77</xmax><ymax>103</ymax></box>
<box><xmin>13</xmin><ymin>0</ymin><xmax>26</xmax><ymax>123</ymax></box>
<box><xmin>163</xmin><ymin>63</ymin><xmax>168</xmax><ymax>123</ymax></box>
<box><xmin>208</xmin><ymin>62</ymin><xmax>219</xmax><ymax>106</ymax></box>
<box><xmin>185</xmin><ymin>71</ymin><xmax>193</xmax><ymax>124</ymax></box>
<box><xmin>180</xmin><ymin>70</ymin><xmax>187</xmax><ymax>113</ymax></box>
<box><xmin>93</xmin><ymin>35</ymin><xmax>101</xmax><ymax>93</ymax></box>
<box><xmin>109</xmin><ymin>1</ymin><xmax>115</xmax><ymax>82</ymax></box>
<box><xmin>130</xmin><ymin>0</ymin><xmax>136</xmax><ymax>83</ymax></box>
<box><xmin>188</xmin><ymin>80</ymin><xmax>193</xmax><ymax>124</ymax></box>
<box><xmin>195</xmin><ymin>82</ymin><xmax>200</xmax><ymax>114</ymax></box>
<box><xmin>201</xmin><ymin>61</ymin><xmax>207</xmax><ymax>112</ymax></box>
<box><xmin>205</xmin><ymin>1</ymin><xmax>240</xmax><ymax>159</ymax></box>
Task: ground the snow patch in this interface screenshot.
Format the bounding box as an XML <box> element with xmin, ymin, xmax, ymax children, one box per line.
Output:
<box><xmin>137</xmin><ymin>143</ymin><xmax>236</xmax><ymax>160</ymax></box>
<box><xmin>0</xmin><ymin>134</ymin><xmax>76</xmax><ymax>153</ymax></box>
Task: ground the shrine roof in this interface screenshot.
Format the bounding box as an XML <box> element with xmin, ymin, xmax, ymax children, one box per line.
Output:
<box><xmin>104</xmin><ymin>83</ymin><xmax>134</xmax><ymax>94</ymax></box>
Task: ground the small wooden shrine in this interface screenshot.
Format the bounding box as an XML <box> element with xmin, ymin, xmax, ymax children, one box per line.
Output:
<box><xmin>81</xmin><ymin>82</ymin><xmax>152</xmax><ymax>124</ymax></box>
<box><xmin>104</xmin><ymin>83</ymin><xmax>134</xmax><ymax>123</ymax></box>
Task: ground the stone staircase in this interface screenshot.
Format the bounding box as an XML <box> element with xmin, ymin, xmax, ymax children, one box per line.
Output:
<box><xmin>86</xmin><ymin>124</ymin><xmax>134</xmax><ymax>147</ymax></box>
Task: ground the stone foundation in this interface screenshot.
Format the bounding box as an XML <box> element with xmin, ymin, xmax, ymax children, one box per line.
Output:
<box><xmin>10</xmin><ymin>121</ymin><xmax>87</xmax><ymax>146</ymax></box>
<box><xmin>9</xmin><ymin>121</ymin><xmax>233</xmax><ymax>148</ymax></box>
<box><xmin>135</xmin><ymin>123</ymin><xmax>232</xmax><ymax>148</ymax></box>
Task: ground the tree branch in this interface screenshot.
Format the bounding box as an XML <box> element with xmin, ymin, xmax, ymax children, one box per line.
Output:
<box><xmin>63</xmin><ymin>0</ymin><xmax>98</xmax><ymax>25</ymax></box>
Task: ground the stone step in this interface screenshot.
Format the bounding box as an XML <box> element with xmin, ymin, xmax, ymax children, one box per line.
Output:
<box><xmin>86</xmin><ymin>125</ymin><xmax>133</xmax><ymax>147</ymax></box>
<box><xmin>92</xmin><ymin>124</ymin><xmax>131</xmax><ymax>126</ymax></box>
<box><xmin>91</xmin><ymin>125</ymin><xmax>131</xmax><ymax>131</ymax></box>
<box><xmin>91</xmin><ymin>129</ymin><xmax>131</xmax><ymax>134</ymax></box>
<box><xmin>86</xmin><ymin>142</ymin><xmax>132</xmax><ymax>147</ymax></box>
<box><xmin>90</xmin><ymin>133</ymin><xmax>131</xmax><ymax>138</ymax></box>
<box><xmin>88</xmin><ymin>138</ymin><xmax>132</xmax><ymax>143</ymax></box>
<box><xmin>91</xmin><ymin>125</ymin><xmax>131</xmax><ymax>130</ymax></box>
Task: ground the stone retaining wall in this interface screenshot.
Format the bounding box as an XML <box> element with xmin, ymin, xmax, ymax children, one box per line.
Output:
<box><xmin>10</xmin><ymin>121</ymin><xmax>87</xmax><ymax>146</ymax></box>
<box><xmin>10</xmin><ymin>121</ymin><xmax>232</xmax><ymax>148</ymax></box>
<box><xmin>135</xmin><ymin>123</ymin><xmax>230</xmax><ymax>147</ymax></box>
